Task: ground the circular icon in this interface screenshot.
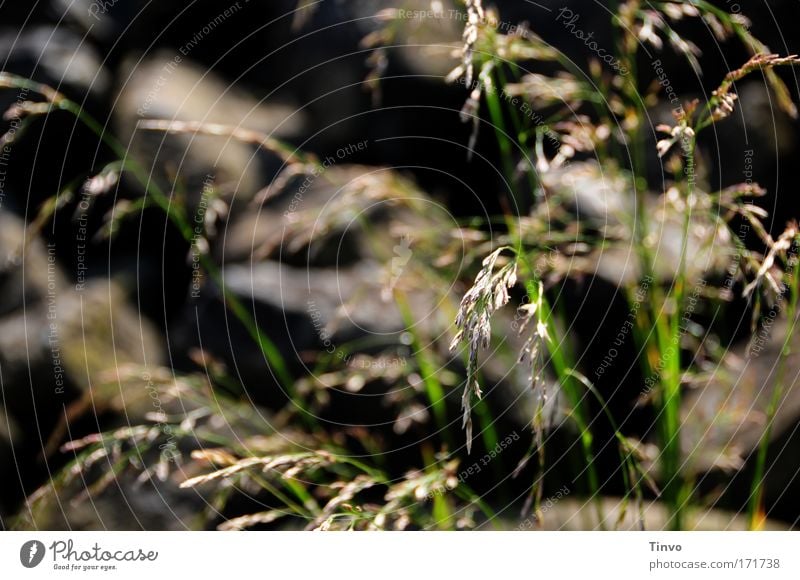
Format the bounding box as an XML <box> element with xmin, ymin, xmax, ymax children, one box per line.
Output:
<box><xmin>19</xmin><ymin>540</ymin><xmax>46</xmax><ymax>568</ymax></box>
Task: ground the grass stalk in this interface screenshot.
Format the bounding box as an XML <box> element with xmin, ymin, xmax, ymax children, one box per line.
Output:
<box><xmin>748</xmin><ymin>248</ymin><xmax>799</xmax><ymax>528</ymax></box>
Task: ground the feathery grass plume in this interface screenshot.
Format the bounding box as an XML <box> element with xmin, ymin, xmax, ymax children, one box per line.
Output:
<box><xmin>747</xmin><ymin>227</ymin><xmax>800</xmax><ymax>528</ymax></box>
<box><xmin>445</xmin><ymin>3</ymin><xmax>558</xmax><ymax>160</ymax></box>
<box><xmin>655</xmin><ymin>123</ymin><xmax>696</xmax><ymax>158</ymax></box>
<box><xmin>180</xmin><ymin>452</ymin><xmax>326</xmax><ymax>489</ymax></box>
<box><xmin>742</xmin><ymin>223</ymin><xmax>799</xmax><ymax>299</ymax></box>
<box><xmin>450</xmin><ymin>247</ymin><xmax>517</xmax><ymax>453</ymax></box>
<box><xmin>659</xmin><ymin>2</ymin><xmax>700</xmax><ymax>21</ymax></box>
<box><xmin>218</xmin><ymin>510</ymin><xmax>285</xmax><ymax>531</ymax></box>
<box><xmin>504</xmin><ymin>72</ymin><xmax>590</xmax><ymax>110</ymax></box>
<box><xmin>514</xmin><ymin>280</ymin><xmax>551</xmax><ymax>519</ymax></box>
<box><xmin>14</xmin><ymin>367</ymin><xmax>317</xmax><ymax>528</ymax></box>
<box><xmin>23</xmin><ymin>363</ymin><xmax>478</xmax><ymax>531</ymax></box>
<box><xmin>0</xmin><ymin>72</ymin><xmax>67</xmax><ymax>147</ymax></box>
<box><xmin>308</xmin><ymin>476</ymin><xmax>378</xmax><ymax>530</ymax></box>
<box><xmin>184</xmin><ymin>447</ymin><xmax>472</xmax><ymax>530</ymax></box>
<box><xmin>686</xmin><ymin>0</ymin><xmax>799</xmax><ymax>119</ymax></box>
<box><xmin>295</xmin><ymin>352</ymin><xmax>419</xmax><ymax>423</ymax></box>
<box><xmin>516</xmin><ymin>280</ymin><xmax>550</xmax><ymax>422</ymax></box>
<box><xmin>625</xmin><ymin>3</ymin><xmax>729</xmax><ymax>73</ymax></box>
<box><xmin>644</xmin><ymin>8</ymin><xmax>702</xmax><ymax>69</ymax></box>
<box><xmin>10</xmin><ymin>0</ymin><xmax>800</xmax><ymax>532</ymax></box>
<box><xmin>136</xmin><ymin>119</ymin><xmax>311</xmax><ymax>166</ymax></box>
<box><xmin>707</xmin><ymin>54</ymin><xmax>800</xmax><ymax>123</ymax></box>
<box><xmin>279</xmin><ymin>169</ymin><xmax>426</xmax><ymax>252</ymax></box>
<box><xmin>462</xmin><ymin>0</ymin><xmax>485</xmax><ymax>87</ymax></box>
<box><xmin>713</xmin><ymin>184</ymin><xmax>796</xmax><ymax>305</ymax></box>
<box><xmin>0</xmin><ymin>72</ymin><xmax>66</xmax><ymax>105</ymax></box>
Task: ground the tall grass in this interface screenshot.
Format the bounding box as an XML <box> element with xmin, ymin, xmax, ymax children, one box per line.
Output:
<box><xmin>443</xmin><ymin>0</ymin><xmax>800</xmax><ymax>530</ymax></box>
<box><xmin>4</xmin><ymin>0</ymin><xmax>800</xmax><ymax>531</ymax></box>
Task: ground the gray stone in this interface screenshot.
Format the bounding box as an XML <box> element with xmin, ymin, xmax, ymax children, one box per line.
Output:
<box><xmin>682</xmin><ymin>313</ymin><xmax>800</xmax><ymax>476</ymax></box>
<box><xmin>540</xmin><ymin>160</ymin><xmax>733</xmax><ymax>286</ymax></box>
<box><xmin>115</xmin><ymin>53</ymin><xmax>307</xmax><ymax>207</ymax></box>
<box><xmin>0</xmin><ymin>26</ymin><xmax>111</xmax><ymax>100</ymax></box>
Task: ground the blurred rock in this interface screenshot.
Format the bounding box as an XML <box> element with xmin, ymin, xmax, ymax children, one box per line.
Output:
<box><xmin>219</xmin><ymin>164</ymin><xmax>373</xmax><ymax>267</ymax></box>
<box><xmin>22</xmin><ymin>471</ymin><xmax>200</xmax><ymax>531</ymax></box>
<box><xmin>0</xmin><ymin>25</ymin><xmax>111</xmax><ymax>102</ymax></box>
<box><xmin>115</xmin><ymin>53</ymin><xmax>307</xmax><ymax>207</ymax></box>
<box><xmin>0</xmin><ymin>210</ymin><xmax>65</xmax><ymax>316</ymax></box>
<box><xmin>682</xmin><ymin>313</ymin><xmax>800</xmax><ymax>475</ymax></box>
<box><xmin>0</xmin><ymin>208</ymin><xmax>166</xmax><ymax>518</ymax></box>
<box><xmin>0</xmin><ymin>209</ymin><xmax>74</xmax><ymax>422</ymax></box>
<box><xmin>540</xmin><ymin>160</ymin><xmax>733</xmax><ymax>286</ymax></box>
<box><xmin>0</xmin><ymin>285</ymin><xmax>162</xmax><ymax>444</ymax></box>
<box><xmin>0</xmin><ymin>226</ymin><xmax>165</xmax><ymax>425</ymax></box>
<box><xmin>53</xmin><ymin>0</ymin><xmax>129</xmax><ymax>43</ymax></box>
<box><xmin>674</xmin><ymin>307</ymin><xmax>800</xmax><ymax>523</ymax></box>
